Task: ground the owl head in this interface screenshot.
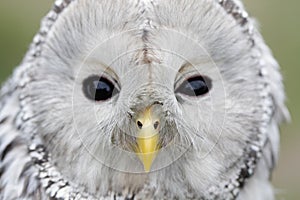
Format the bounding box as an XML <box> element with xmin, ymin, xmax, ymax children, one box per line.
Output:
<box><xmin>18</xmin><ymin>0</ymin><xmax>288</xmax><ymax>198</ymax></box>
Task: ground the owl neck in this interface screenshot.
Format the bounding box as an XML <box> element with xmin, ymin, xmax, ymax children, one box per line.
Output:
<box><xmin>28</xmin><ymin>140</ymin><xmax>263</xmax><ymax>199</ymax></box>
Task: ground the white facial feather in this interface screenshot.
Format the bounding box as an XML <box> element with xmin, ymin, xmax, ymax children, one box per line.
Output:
<box><xmin>0</xmin><ymin>0</ymin><xmax>288</xmax><ymax>199</ymax></box>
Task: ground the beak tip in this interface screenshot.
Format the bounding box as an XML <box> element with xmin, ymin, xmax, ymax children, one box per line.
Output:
<box><xmin>136</xmin><ymin>134</ymin><xmax>159</xmax><ymax>173</ymax></box>
<box><xmin>139</xmin><ymin>153</ymin><xmax>156</xmax><ymax>173</ymax></box>
<box><xmin>144</xmin><ymin>167</ymin><xmax>151</xmax><ymax>173</ymax></box>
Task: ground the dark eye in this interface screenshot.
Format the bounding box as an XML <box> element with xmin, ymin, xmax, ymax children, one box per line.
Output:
<box><xmin>176</xmin><ymin>76</ymin><xmax>211</xmax><ymax>97</ymax></box>
<box><xmin>83</xmin><ymin>76</ymin><xmax>119</xmax><ymax>101</ymax></box>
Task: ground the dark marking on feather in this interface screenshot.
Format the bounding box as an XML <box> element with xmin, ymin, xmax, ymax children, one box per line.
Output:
<box><xmin>19</xmin><ymin>160</ymin><xmax>34</xmax><ymax>180</ymax></box>
<box><xmin>0</xmin><ymin>117</ymin><xmax>8</xmax><ymax>125</ymax></box>
<box><xmin>1</xmin><ymin>139</ymin><xmax>22</xmax><ymax>161</ymax></box>
<box><xmin>125</xmin><ymin>194</ymin><xmax>136</xmax><ymax>200</ymax></box>
<box><xmin>0</xmin><ymin>166</ymin><xmax>4</xmax><ymax>178</ymax></box>
<box><xmin>21</xmin><ymin>175</ymin><xmax>30</xmax><ymax>196</ymax></box>
<box><xmin>1</xmin><ymin>142</ymin><xmax>14</xmax><ymax>161</ymax></box>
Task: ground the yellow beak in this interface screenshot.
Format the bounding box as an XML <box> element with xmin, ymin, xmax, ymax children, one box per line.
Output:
<box><xmin>135</xmin><ymin>107</ymin><xmax>160</xmax><ymax>172</ymax></box>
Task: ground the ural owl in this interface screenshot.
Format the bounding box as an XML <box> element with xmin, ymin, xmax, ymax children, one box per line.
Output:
<box><xmin>0</xmin><ymin>0</ymin><xmax>289</xmax><ymax>199</ymax></box>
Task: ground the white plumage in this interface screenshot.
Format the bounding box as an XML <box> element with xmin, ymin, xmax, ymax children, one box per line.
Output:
<box><xmin>0</xmin><ymin>0</ymin><xmax>289</xmax><ymax>199</ymax></box>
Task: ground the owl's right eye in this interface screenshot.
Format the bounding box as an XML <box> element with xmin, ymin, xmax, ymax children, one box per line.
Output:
<box><xmin>82</xmin><ymin>76</ymin><xmax>119</xmax><ymax>101</ymax></box>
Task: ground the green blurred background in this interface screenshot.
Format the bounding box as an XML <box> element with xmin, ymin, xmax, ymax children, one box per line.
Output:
<box><xmin>0</xmin><ymin>0</ymin><xmax>299</xmax><ymax>199</ymax></box>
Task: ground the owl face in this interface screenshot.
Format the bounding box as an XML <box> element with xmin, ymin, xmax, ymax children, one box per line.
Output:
<box><xmin>24</xmin><ymin>0</ymin><xmax>270</xmax><ymax>196</ymax></box>
<box><xmin>73</xmin><ymin>31</ymin><xmax>221</xmax><ymax>173</ymax></box>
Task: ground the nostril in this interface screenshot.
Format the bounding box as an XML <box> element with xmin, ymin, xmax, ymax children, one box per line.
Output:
<box><xmin>137</xmin><ymin>121</ymin><xmax>143</xmax><ymax>129</ymax></box>
<box><xmin>153</xmin><ymin>121</ymin><xmax>160</xmax><ymax>130</ymax></box>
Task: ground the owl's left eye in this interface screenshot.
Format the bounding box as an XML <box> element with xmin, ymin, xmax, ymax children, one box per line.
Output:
<box><xmin>82</xmin><ymin>76</ymin><xmax>119</xmax><ymax>101</ymax></box>
<box><xmin>175</xmin><ymin>75</ymin><xmax>211</xmax><ymax>97</ymax></box>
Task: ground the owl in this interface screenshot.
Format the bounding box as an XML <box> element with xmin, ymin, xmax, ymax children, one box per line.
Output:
<box><xmin>0</xmin><ymin>0</ymin><xmax>289</xmax><ymax>199</ymax></box>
